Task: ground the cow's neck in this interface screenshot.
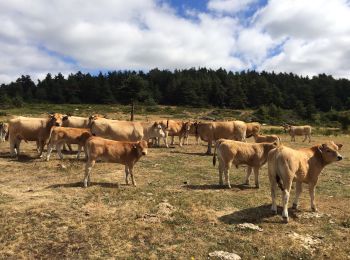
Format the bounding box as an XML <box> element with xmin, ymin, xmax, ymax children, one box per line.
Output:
<box><xmin>307</xmin><ymin>146</ymin><xmax>327</xmax><ymax>176</ymax></box>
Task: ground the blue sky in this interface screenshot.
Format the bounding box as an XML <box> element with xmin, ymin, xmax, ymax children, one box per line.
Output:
<box><xmin>0</xmin><ymin>0</ymin><xmax>350</xmax><ymax>83</ymax></box>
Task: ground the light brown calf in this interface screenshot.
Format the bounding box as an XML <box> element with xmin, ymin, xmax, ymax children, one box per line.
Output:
<box><xmin>253</xmin><ymin>133</ymin><xmax>281</xmax><ymax>144</ymax></box>
<box><xmin>268</xmin><ymin>141</ymin><xmax>343</xmax><ymax>222</ymax></box>
<box><xmin>283</xmin><ymin>124</ymin><xmax>312</xmax><ymax>142</ymax></box>
<box><xmin>84</xmin><ymin>137</ymin><xmax>148</xmax><ymax>187</ymax></box>
<box><xmin>46</xmin><ymin>127</ymin><xmax>92</xmax><ymax>161</ymax></box>
<box><xmin>213</xmin><ymin>139</ymin><xmax>278</xmax><ymax>188</ymax></box>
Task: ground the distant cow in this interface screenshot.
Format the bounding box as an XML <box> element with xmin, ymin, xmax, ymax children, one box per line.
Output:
<box><xmin>0</xmin><ymin>122</ymin><xmax>9</xmax><ymax>142</ymax></box>
<box><xmin>253</xmin><ymin>133</ymin><xmax>281</xmax><ymax>144</ymax></box>
<box><xmin>46</xmin><ymin>127</ymin><xmax>92</xmax><ymax>161</ymax></box>
<box><xmin>158</xmin><ymin>120</ymin><xmax>191</xmax><ymax>147</ymax></box>
<box><xmin>8</xmin><ymin>114</ymin><xmax>63</xmax><ymax>157</ymax></box>
<box><xmin>195</xmin><ymin>121</ymin><xmax>247</xmax><ymax>154</ymax></box>
<box><xmin>283</xmin><ymin>124</ymin><xmax>312</xmax><ymax>142</ymax></box>
<box><xmin>90</xmin><ymin>118</ymin><xmax>165</xmax><ymax>142</ymax></box>
<box><xmin>268</xmin><ymin>141</ymin><xmax>343</xmax><ymax>223</ymax></box>
<box><xmin>246</xmin><ymin>122</ymin><xmax>261</xmax><ymax>138</ymax></box>
<box><xmin>213</xmin><ymin>139</ymin><xmax>278</xmax><ymax>188</ymax></box>
<box><xmin>84</xmin><ymin>137</ymin><xmax>148</xmax><ymax>187</ymax></box>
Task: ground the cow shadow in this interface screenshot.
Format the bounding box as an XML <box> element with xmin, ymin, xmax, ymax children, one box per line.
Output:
<box><xmin>219</xmin><ymin>204</ymin><xmax>298</xmax><ymax>224</ymax></box>
<box><xmin>47</xmin><ymin>181</ymin><xmax>125</xmax><ymax>189</ymax></box>
<box><xmin>184</xmin><ymin>183</ymin><xmax>256</xmax><ymax>190</ymax></box>
<box><xmin>170</xmin><ymin>151</ymin><xmax>209</xmax><ymax>156</ymax></box>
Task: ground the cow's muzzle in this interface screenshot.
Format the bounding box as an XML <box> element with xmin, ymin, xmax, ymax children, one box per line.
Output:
<box><xmin>337</xmin><ymin>156</ymin><xmax>343</xmax><ymax>161</ymax></box>
<box><xmin>55</xmin><ymin>123</ymin><xmax>60</xmax><ymax>126</ymax></box>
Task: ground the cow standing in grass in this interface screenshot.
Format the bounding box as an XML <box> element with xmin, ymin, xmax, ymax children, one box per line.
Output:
<box><xmin>213</xmin><ymin>139</ymin><xmax>278</xmax><ymax>188</ymax></box>
<box><xmin>283</xmin><ymin>124</ymin><xmax>312</xmax><ymax>142</ymax></box>
<box><xmin>268</xmin><ymin>141</ymin><xmax>343</xmax><ymax>223</ymax></box>
<box><xmin>84</xmin><ymin>137</ymin><xmax>148</xmax><ymax>187</ymax></box>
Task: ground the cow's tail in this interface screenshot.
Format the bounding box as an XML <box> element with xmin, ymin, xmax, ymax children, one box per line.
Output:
<box><xmin>276</xmin><ymin>174</ymin><xmax>284</xmax><ymax>191</ymax></box>
<box><xmin>213</xmin><ymin>141</ymin><xmax>218</xmax><ymax>166</ymax></box>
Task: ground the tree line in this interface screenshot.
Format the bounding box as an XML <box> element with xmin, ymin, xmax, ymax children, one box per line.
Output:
<box><xmin>1</xmin><ymin>68</ymin><xmax>350</xmax><ymax>119</ymax></box>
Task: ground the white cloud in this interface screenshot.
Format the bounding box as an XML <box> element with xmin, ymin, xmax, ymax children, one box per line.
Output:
<box><xmin>0</xmin><ymin>0</ymin><xmax>350</xmax><ymax>83</ymax></box>
<box><xmin>208</xmin><ymin>0</ymin><xmax>257</xmax><ymax>14</ymax></box>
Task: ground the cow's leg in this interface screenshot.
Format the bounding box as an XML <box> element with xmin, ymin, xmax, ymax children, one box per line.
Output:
<box><xmin>218</xmin><ymin>160</ymin><xmax>224</xmax><ymax>186</ymax></box>
<box><xmin>170</xmin><ymin>136</ymin><xmax>175</xmax><ymax>145</ymax></box>
<box><xmin>308</xmin><ymin>134</ymin><xmax>311</xmax><ymax>143</ymax></box>
<box><xmin>206</xmin><ymin>140</ymin><xmax>212</xmax><ymax>155</ymax></box>
<box><xmin>253</xmin><ymin>167</ymin><xmax>260</xmax><ymax>188</ymax></box>
<box><xmin>15</xmin><ymin>139</ymin><xmax>21</xmax><ymax>156</ymax></box>
<box><xmin>224</xmin><ymin>162</ymin><xmax>231</xmax><ymax>188</ymax></box>
<box><xmin>281</xmin><ymin>178</ymin><xmax>293</xmax><ymax>223</ymax></box>
<box><xmin>292</xmin><ymin>181</ymin><xmax>302</xmax><ymax>210</ymax></box>
<box><xmin>56</xmin><ymin>143</ymin><xmax>64</xmax><ymax>160</ymax></box>
<box><xmin>84</xmin><ymin>159</ymin><xmax>95</xmax><ymax>187</ymax></box>
<box><xmin>36</xmin><ymin>141</ymin><xmax>40</xmax><ymax>153</ymax></box>
<box><xmin>195</xmin><ymin>135</ymin><xmax>200</xmax><ymax>145</ymax></box>
<box><xmin>83</xmin><ymin>146</ymin><xmax>88</xmax><ymax>160</ymax></box>
<box><xmin>10</xmin><ymin>137</ymin><xmax>17</xmax><ymax>156</ymax></box>
<box><xmin>129</xmin><ymin>165</ymin><xmax>136</xmax><ymax>186</ymax></box>
<box><xmin>46</xmin><ymin>142</ymin><xmax>54</xmax><ymax>161</ymax></box>
<box><xmin>67</xmin><ymin>143</ymin><xmax>73</xmax><ymax>152</ymax></box>
<box><xmin>124</xmin><ymin>165</ymin><xmax>130</xmax><ymax>185</ymax></box>
<box><xmin>76</xmin><ymin>144</ymin><xmax>82</xmax><ymax>159</ymax></box>
<box><xmin>38</xmin><ymin>139</ymin><xmax>45</xmax><ymax>158</ymax></box>
<box><xmin>178</xmin><ymin>135</ymin><xmax>183</xmax><ymax>147</ymax></box>
<box><xmin>270</xmin><ymin>181</ymin><xmax>278</xmax><ymax>214</ymax></box>
<box><xmin>244</xmin><ymin>166</ymin><xmax>252</xmax><ymax>185</ymax></box>
<box><xmin>302</xmin><ymin>134</ymin><xmax>307</xmax><ymax>142</ymax></box>
<box><xmin>309</xmin><ymin>183</ymin><xmax>317</xmax><ymax>212</ymax></box>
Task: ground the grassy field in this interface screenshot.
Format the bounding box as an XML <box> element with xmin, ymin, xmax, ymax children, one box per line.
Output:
<box><xmin>0</xmin><ymin>106</ymin><xmax>349</xmax><ymax>259</ymax></box>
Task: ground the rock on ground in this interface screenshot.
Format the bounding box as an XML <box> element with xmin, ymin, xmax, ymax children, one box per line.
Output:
<box><xmin>236</xmin><ymin>223</ymin><xmax>263</xmax><ymax>232</ymax></box>
<box><xmin>209</xmin><ymin>251</ymin><xmax>241</xmax><ymax>260</ymax></box>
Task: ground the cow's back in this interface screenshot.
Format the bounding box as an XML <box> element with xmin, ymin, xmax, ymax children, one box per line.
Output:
<box><xmin>213</xmin><ymin>122</ymin><xmax>235</xmax><ymax>140</ymax></box>
<box><xmin>91</xmin><ymin>119</ymin><xmax>142</xmax><ymax>141</ymax></box>
<box><xmin>63</xmin><ymin>116</ymin><xmax>89</xmax><ymax>128</ymax></box>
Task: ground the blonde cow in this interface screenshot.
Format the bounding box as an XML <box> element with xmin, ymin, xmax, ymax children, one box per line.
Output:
<box><xmin>213</xmin><ymin>139</ymin><xmax>278</xmax><ymax>188</ymax></box>
<box><xmin>268</xmin><ymin>141</ymin><xmax>343</xmax><ymax>223</ymax></box>
<box><xmin>195</xmin><ymin>121</ymin><xmax>247</xmax><ymax>154</ymax></box>
<box><xmin>8</xmin><ymin>113</ymin><xmax>63</xmax><ymax>157</ymax></box>
<box><xmin>84</xmin><ymin>137</ymin><xmax>148</xmax><ymax>187</ymax></box>
<box><xmin>283</xmin><ymin>124</ymin><xmax>312</xmax><ymax>142</ymax></box>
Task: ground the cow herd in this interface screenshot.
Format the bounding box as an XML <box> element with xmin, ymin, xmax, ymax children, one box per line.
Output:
<box><xmin>0</xmin><ymin>113</ymin><xmax>344</xmax><ymax>223</ymax></box>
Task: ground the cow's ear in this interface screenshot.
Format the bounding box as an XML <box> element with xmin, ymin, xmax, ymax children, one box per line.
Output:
<box><xmin>318</xmin><ymin>144</ymin><xmax>326</xmax><ymax>153</ymax></box>
<box><xmin>63</xmin><ymin>115</ymin><xmax>69</xmax><ymax>121</ymax></box>
<box><xmin>337</xmin><ymin>144</ymin><xmax>343</xmax><ymax>150</ymax></box>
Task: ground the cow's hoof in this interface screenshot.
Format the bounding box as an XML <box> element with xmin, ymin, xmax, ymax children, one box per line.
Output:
<box><xmin>227</xmin><ymin>185</ymin><xmax>231</xmax><ymax>189</ymax></box>
<box><xmin>292</xmin><ymin>203</ymin><xmax>298</xmax><ymax>210</ymax></box>
<box><xmin>311</xmin><ymin>207</ymin><xmax>318</xmax><ymax>212</ymax></box>
<box><xmin>255</xmin><ymin>185</ymin><xmax>260</xmax><ymax>189</ymax></box>
<box><xmin>282</xmin><ymin>217</ymin><xmax>289</xmax><ymax>223</ymax></box>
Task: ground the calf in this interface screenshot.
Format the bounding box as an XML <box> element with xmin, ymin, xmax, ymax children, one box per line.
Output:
<box><xmin>268</xmin><ymin>141</ymin><xmax>343</xmax><ymax>223</ymax></box>
<box><xmin>246</xmin><ymin>122</ymin><xmax>261</xmax><ymax>138</ymax></box>
<box><xmin>46</xmin><ymin>127</ymin><xmax>92</xmax><ymax>161</ymax></box>
<box><xmin>0</xmin><ymin>122</ymin><xmax>9</xmax><ymax>142</ymax></box>
<box><xmin>253</xmin><ymin>133</ymin><xmax>281</xmax><ymax>144</ymax></box>
<box><xmin>213</xmin><ymin>139</ymin><xmax>278</xmax><ymax>188</ymax></box>
<box><xmin>84</xmin><ymin>137</ymin><xmax>148</xmax><ymax>187</ymax></box>
<box><xmin>283</xmin><ymin>124</ymin><xmax>312</xmax><ymax>142</ymax></box>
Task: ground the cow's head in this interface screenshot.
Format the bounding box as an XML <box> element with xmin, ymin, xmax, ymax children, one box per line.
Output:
<box><xmin>282</xmin><ymin>124</ymin><xmax>291</xmax><ymax>133</ymax></box>
<box><xmin>151</xmin><ymin>122</ymin><xmax>166</xmax><ymax>138</ymax></box>
<box><xmin>318</xmin><ymin>141</ymin><xmax>343</xmax><ymax>163</ymax></box>
<box><xmin>134</xmin><ymin>140</ymin><xmax>148</xmax><ymax>156</ymax></box>
<box><xmin>48</xmin><ymin>113</ymin><xmax>63</xmax><ymax>126</ymax></box>
<box><xmin>62</xmin><ymin>113</ymin><xmax>71</xmax><ymax>121</ymax></box>
<box><xmin>181</xmin><ymin>121</ymin><xmax>191</xmax><ymax>136</ymax></box>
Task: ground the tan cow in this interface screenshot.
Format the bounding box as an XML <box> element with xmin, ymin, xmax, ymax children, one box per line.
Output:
<box><xmin>195</xmin><ymin>121</ymin><xmax>247</xmax><ymax>154</ymax></box>
<box><xmin>8</xmin><ymin>113</ymin><xmax>63</xmax><ymax>157</ymax></box>
<box><xmin>46</xmin><ymin>127</ymin><xmax>92</xmax><ymax>161</ymax></box>
<box><xmin>90</xmin><ymin>118</ymin><xmax>165</xmax><ymax>142</ymax></box>
<box><xmin>84</xmin><ymin>137</ymin><xmax>148</xmax><ymax>187</ymax></box>
<box><xmin>253</xmin><ymin>133</ymin><xmax>281</xmax><ymax>144</ymax></box>
<box><xmin>213</xmin><ymin>139</ymin><xmax>278</xmax><ymax>188</ymax></box>
<box><xmin>246</xmin><ymin>122</ymin><xmax>261</xmax><ymax>138</ymax></box>
<box><xmin>158</xmin><ymin>120</ymin><xmax>191</xmax><ymax>147</ymax></box>
<box><xmin>0</xmin><ymin>122</ymin><xmax>9</xmax><ymax>142</ymax></box>
<box><xmin>283</xmin><ymin>124</ymin><xmax>312</xmax><ymax>142</ymax></box>
<box><xmin>268</xmin><ymin>141</ymin><xmax>343</xmax><ymax>223</ymax></box>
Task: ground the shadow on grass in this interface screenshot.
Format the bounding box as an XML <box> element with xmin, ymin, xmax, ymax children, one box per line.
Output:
<box><xmin>219</xmin><ymin>204</ymin><xmax>298</xmax><ymax>224</ymax></box>
<box><xmin>47</xmin><ymin>181</ymin><xmax>126</xmax><ymax>189</ymax></box>
<box><xmin>170</xmin><ymin>151</ymin><xmax>209</xmax><ymax>156</ymax></box>
<box><xmin>184</xmin><ymin>183</ymin><xmax>256</xmax><ymax>190</ymax></box>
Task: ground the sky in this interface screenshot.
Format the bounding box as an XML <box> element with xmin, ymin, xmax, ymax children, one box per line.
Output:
<box><xmin>0</xmin><ymin>0</ymin><xmax>350</xmax><ymax>84</ymax></box>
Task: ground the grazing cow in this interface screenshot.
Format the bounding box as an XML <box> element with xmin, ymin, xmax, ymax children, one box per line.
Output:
<box><xmin>283</xmin><ymin>124</ymin><xmax>312</xmax><ymax>142</ymax></box>
<box><xmin>46</xmin><ymin>127</ymin><xmax>92</xmax><ymax>161</ymax></box>
<box><xmin>246</xmin><ymin>122</ymin><xmax>261</xmax><ymax>138</ymax></box>
<box><xmin>8</xmin><ymin>113</ymin><xmax>63</xmax><ymax>157</ymax></box>
<box><xmin>253</xmin><ymin>133</ymin><xmax>281</xmax><ymax>144</ymax></box>
<box><xmin>158</xmin><ymin>120</ymin><xmax>191</xmax><ymax>147</ymax></box>
<box><xmin>84</xmin><ymin>137</ymin><xmax>148</xmax><ymax>187</ymax></box>
<box><xmin>213</xmin><ymin>139</ymin><xmax>278</xmax><ymax>188</ymax></box>
<box><xmin>90</xmin><ymin>118</ymin><xmax>165</xmax><ymax>142</ymax></box>
<box><xmin>195</xmin><ymin>121</ymin><xmax>247</xmax><ymax>154</ymax></box>
<box><xmin>0</xmin><ymin>122</ymin><xmax>9</xmax><ymax>142</ymax></box>
<box><xmin>268</xmin><ymin>141</ymin><xmax>343</xmax><ymax>223</ymax></box>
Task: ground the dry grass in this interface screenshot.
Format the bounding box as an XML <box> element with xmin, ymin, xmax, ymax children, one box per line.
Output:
<box><xmin>0</xmin><ymin>117</ymin><xmax>350</xmax><ymax>259</ymax></box>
